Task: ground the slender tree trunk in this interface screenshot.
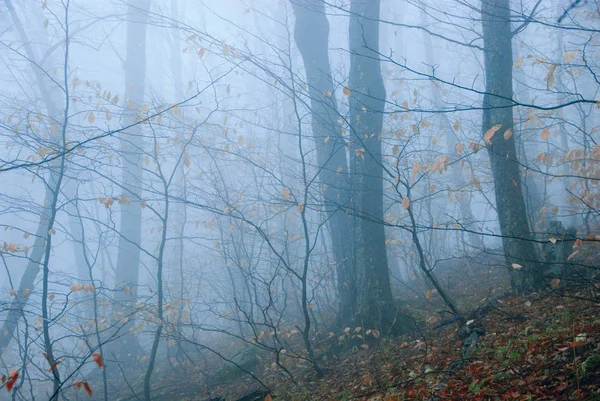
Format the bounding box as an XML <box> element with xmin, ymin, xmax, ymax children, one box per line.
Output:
<box><xmin>348</xmin><ymin>0</ymin><xmax>402</xmax><ymax>332</ymax></box>
<box><xmin>290</xmin><ymin>0</ymin><xmax>356</xmax><ymax>327</ymax></box>
<box><xmin>481</xmin><ymin>0</ymin><xmax>542</xmax><ymax>294</ymax></box>
<box><xmin>111</xmin><ymin>0</ymin><xmax>150</xmax><ymax>359</ymax></box>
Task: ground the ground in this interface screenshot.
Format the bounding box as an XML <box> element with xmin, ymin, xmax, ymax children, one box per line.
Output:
<box><xmin>153</xmin><ymin>259</ymin><xmax>600</xmax><ymax>401</ymax></box>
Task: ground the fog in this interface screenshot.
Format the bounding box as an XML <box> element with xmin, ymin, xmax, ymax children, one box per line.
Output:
<box><xmin>0</xmin><ymin>0</ymin><xmax>598</xmax><ymax>400</ymax></box>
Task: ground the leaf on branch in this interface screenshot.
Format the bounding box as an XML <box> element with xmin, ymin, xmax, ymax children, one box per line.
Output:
<box><xmin>6</xmin><ymin>370</ymin><xmax>18</xmax><ymax>392</ymax></box>
<box><xmin>392</xmin><ymin>145</ymin><xmax>399</xmax><ymax>155</ymax></box>
<box><xmin>265</xmin><ymin>395</ymin><xmax>273</xmax><ymax>401</ymax></box>
<box><xmin>324</xmin><ymin>136</ymin><xmax>330</xmax><ymax>144</ymax></box>
<box><xmin>87</xmin><ymin>112</ymin><xmax>95</xmax><ymax>124</ymax></box>
<box><xmin>503</xmin><ymin>128</ymin><xmax>513</xmax><ymax>140</ymax></box>
<box><xmin>198</xmin><ymin>48</ymin><xmax>206</xmax><ymax>58</ymax></box>
<box><xmin>43</xmin><ymin>19</ymin><xmax>49</xmax><ymax>29</ymax></box>
<box><xmin>343</xmin><ymin>86</ymin><xmax>351</xmax><ymax>96</ymax></box>
<box><xmin>140</xmin><ymin>200</ymin><xmax>147</xmax><ymax>208</ymax></box>
<box><xmin>550</xmin><ymin>278</ymin><xmax>561</xmax><ymax>288</ymax></box>
<box><xmin>425</xmin><ymin>289</ymin><xmax>436</xmax><ymax>299</ymax></box>
<box><xmin>283</xmin><ymin>187</ymin><xmax>290</xmax><ymax>201</ymax></box>
<box><xmin>401</xmin><ymin>197</ymin><xmax>410</xmax><ymax>210</ymax></box>
<box><xmin>549</xmin><ymin>237</ymin><xmax>557</xmax><ymax>244</ymax></box>
<box><xmin>453</xmin><ymin>120</ymin><xmax>461</xmax><ymax>131</ymax></box>
<box><xmin>183</xmin><ymin>152</ymin><xmax>190</xmax><ymax>167</ymax></box>
<box><xmin>512</xmin><ymin>263</ymin><xmax>523</xmax><ymax>270</ymax></box>
<box><xmin>484</xmin><ymin>124</ymin><xmax>501</xmax><ymax>144</ymax></box>
<box><xmin>545</xmin><ymin>64</ymin><xmax>557</xmax><ymax>90</ymax></box>
<box><xmin>296</xmin><ymin>203</ymin><xmax>304</xmax><ymax>213</ymax></box>
<box><xmin>49</xmin><ymin>360</ymin><xmax>61</xmax><ymax>372</ymax></box>
<box><xmin>83</xmin><ymin>381</ymin><xmax>93</xmax><ymax>397</ymax></box>
<box><xmin>541</xmin><ymin>128</ymin><xmax>550</xmax><ymax>140</ymax></box>
<box><xmin>514</xmin><ymin>57</ymin><xmax>524</xmax><ymax>69</ymax></box>
<box><xmin>92</xmin><ymin>353</ymin><xmax>103</xmax><ymax>368</ymax></box>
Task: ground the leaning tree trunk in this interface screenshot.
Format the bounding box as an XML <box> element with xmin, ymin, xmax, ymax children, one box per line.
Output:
<box><xmin>111</xmin><ymin>0</ymin><xmax>150</xmax><ymax>361</ymax></box>
<box><xmin>291</xmin><ymin>0</ymin><xmax>356</xmax><ymax>327</ymax></box>
<box><xmin>481</xmin><ymin>0</ymin><xmax>542</xmax><ymax>294</ymax></box>
<box><xmin>348</xmin><ymin>0</ymin><xmax>403</xmax><ymax>333</ymax></box>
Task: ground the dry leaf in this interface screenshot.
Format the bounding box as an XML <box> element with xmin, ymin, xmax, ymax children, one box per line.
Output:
<box><xmin>92</xmin><ymin>353</ymin><xmax>103</xmax><ymax>368</ymax></box>
<box><xmin>401</xmin><ymin>197</ymin><xmax>410</xmax><ymax>209</ymax></box>
<box><xmin>541</xmin><ymin>128</ymin><xmax>550</xmax><ymax>140</ymax></box>
<box><xmin>343</xmin><ymin>86</ymin><xmax>351</xmax><ymax>96</ymax></box>
<box><xmin>484</xmin><ymin>124</ymin><xmax>501</xmax><ymax>144</ymax></box>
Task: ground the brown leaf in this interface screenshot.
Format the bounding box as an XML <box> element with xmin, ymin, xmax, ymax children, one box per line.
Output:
<box><xmin>83</xmin><ymin>381</ymin><xmax>93</xmax><ymax>397</ymax></box>
<box><xmin>401</xmin><ymin>197</ymin><xmax>410</xmax><ymax>210</ymax></box>
<box><xmin>343</xmin><ymin>86</ymin><xmax>351</xmax><ymax>96</ymax></box>
<box><xmin>541</xmin><ymin>128</ymin><xmax>550</xmax><ymax>140</ymax></box>
<box><xmin>92</xmin><ymin>353</ymin><xmax>103</xmax><ymax>368</ymax></box>
<box><xmin>49</xmin><ymin>360</ymin><xmax>61</xmax><ymax>372</ymax></box>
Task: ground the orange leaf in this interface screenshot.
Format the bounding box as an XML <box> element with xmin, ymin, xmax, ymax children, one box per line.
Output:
<box><xmin>484</xmin><ymin>124</ymin><xmax>501</xmax><ymax>144</ymax></box>
<box><xmin>264</xmin><ymin>395</ymin><xmax>273</xmax><ymax>401</ymax></box>
<box><xmin>92</xmin><ymin>353</ymin><xmax>103</xmax><ymax>368</ymax></box>
<box><xmin>83</xmin><ymin>381</ymin><xmax>92</xmax><ymax>397</ymax></box>
<box><xmin>75</xmin><ymin>381</ymin><xmax>82</xmax><ymax>389</ymax></box>
<box><xmin>425</xmin><ymin>289</ymin><xmax>436</xmax><ymax>299</ymax></box>
<box><xmin>6</xmin><ymin>370</ymin><xmax>18</xmax><ymax>392</ymax></box>
<box><xmin>550</xmin><ymin>278</ymin><xmax>561</xmax><ymax>288</ymax></box>
<box><xmin>49</xmin><ymin>360</ymin><xmax>61</xmax><ymax>372</ymax></box>
<box><xmin>574</xmin><ymin>238</ymin><xmax>582</xmax><ymax>248</ymax></box>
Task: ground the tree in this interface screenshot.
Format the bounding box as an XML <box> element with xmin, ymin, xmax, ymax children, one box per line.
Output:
<box><xmin>291</xmin><ymin>0</ymin><xmax>356</xmax><ymax>326</ymax></box>
<box><xmin>481</xmin><ymin>0</ymin><xmax>542</xmax><ymax>294</ymax></box>
<box><xmin>111</xmin><ymin>0</ymin><xmax>151</xmax><ymax>362</ymax></box>
<box><xmin>347</xmin><ymin>0</ymin><xmax>402</xmax><ymax>332</ymax></box>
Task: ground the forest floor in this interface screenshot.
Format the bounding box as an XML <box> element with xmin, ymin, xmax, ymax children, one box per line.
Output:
<box><xmin>161</xmin><ymin>262</ymin><xmax>600</xmax><ymax>401</ymax></box>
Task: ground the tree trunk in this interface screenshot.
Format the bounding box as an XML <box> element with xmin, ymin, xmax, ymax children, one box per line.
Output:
<box><xmin>111</xmin><ymin>0</ymin><xmax>150</xmax><ymax>360</ymax></box>
<box><xmin>348</xmin><ymin>0</ymin><xmax>402</xmax><ymax>332</ymax></box>
<box><xmin>481</xmin><ymin>0</ymin><xmax>542</xmax><ymax>294</ymax></box>
<box><xmin>291</xmin><ymin>0</ymin><xmax>356</xmax><ymax>327</ymax></box>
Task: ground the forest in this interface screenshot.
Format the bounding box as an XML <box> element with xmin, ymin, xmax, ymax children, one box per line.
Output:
<box><xmin>0</xmin><ymin>0</ymin><xmax>599</xmax><ymax>400</ymax></box>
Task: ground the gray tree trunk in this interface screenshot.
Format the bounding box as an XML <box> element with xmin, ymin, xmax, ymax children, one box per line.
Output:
<box><xmin>291</xmin><ymin>0</ymin><xmax>356</xmax><ymax>326</ymax></box>
<box><xmin>348</xmin><ymin>0</ymin><xmax>401</xmax><ymax>332</ymax></box>
<box><xmin>481</xmin><ymin>0</ymin><xmax>542</xmax><ymax>294</ymax></box>
<box><xmin>111</xmin><ymin>0</ymin><xmax>150</xmax><ymax>359</ymax></box>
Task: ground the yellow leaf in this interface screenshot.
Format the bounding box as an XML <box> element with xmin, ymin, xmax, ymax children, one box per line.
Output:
<box><xmin>503</xmin><ymin>128</ymin><xmax>513</xmax><ymax>140</ymax></box>
<box><xmin>484</xmin><ymin>124</ymin><xmax>501</xmax><ymax>144</ymax></box>
<box><xmin>343</xmin><ymin>86</ymin><xmax>351</xmax><ymax>96</ymax></box>
<box><xmin>283</xmin><ymin>187</ymin><xmax>290</xmax><ymax>201</ymax></box>
<box><xmin>401</xmin><ymin>197</ymin><xmax>410</xmax><ymax>209</ymax></box>
<box><xmin>541</xmin><ymin>127</ymin><xmax>550</xmax><ymax>140</ymax></box>
<box><xmin>87</xmin><ymin>112</ymin><xmax>95</xmax><ymax>124</ymax></box>
<box><xmin>296</xmin><ymin>203</ymin><xmax>304</xmax><ymax>213</ymax></box>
